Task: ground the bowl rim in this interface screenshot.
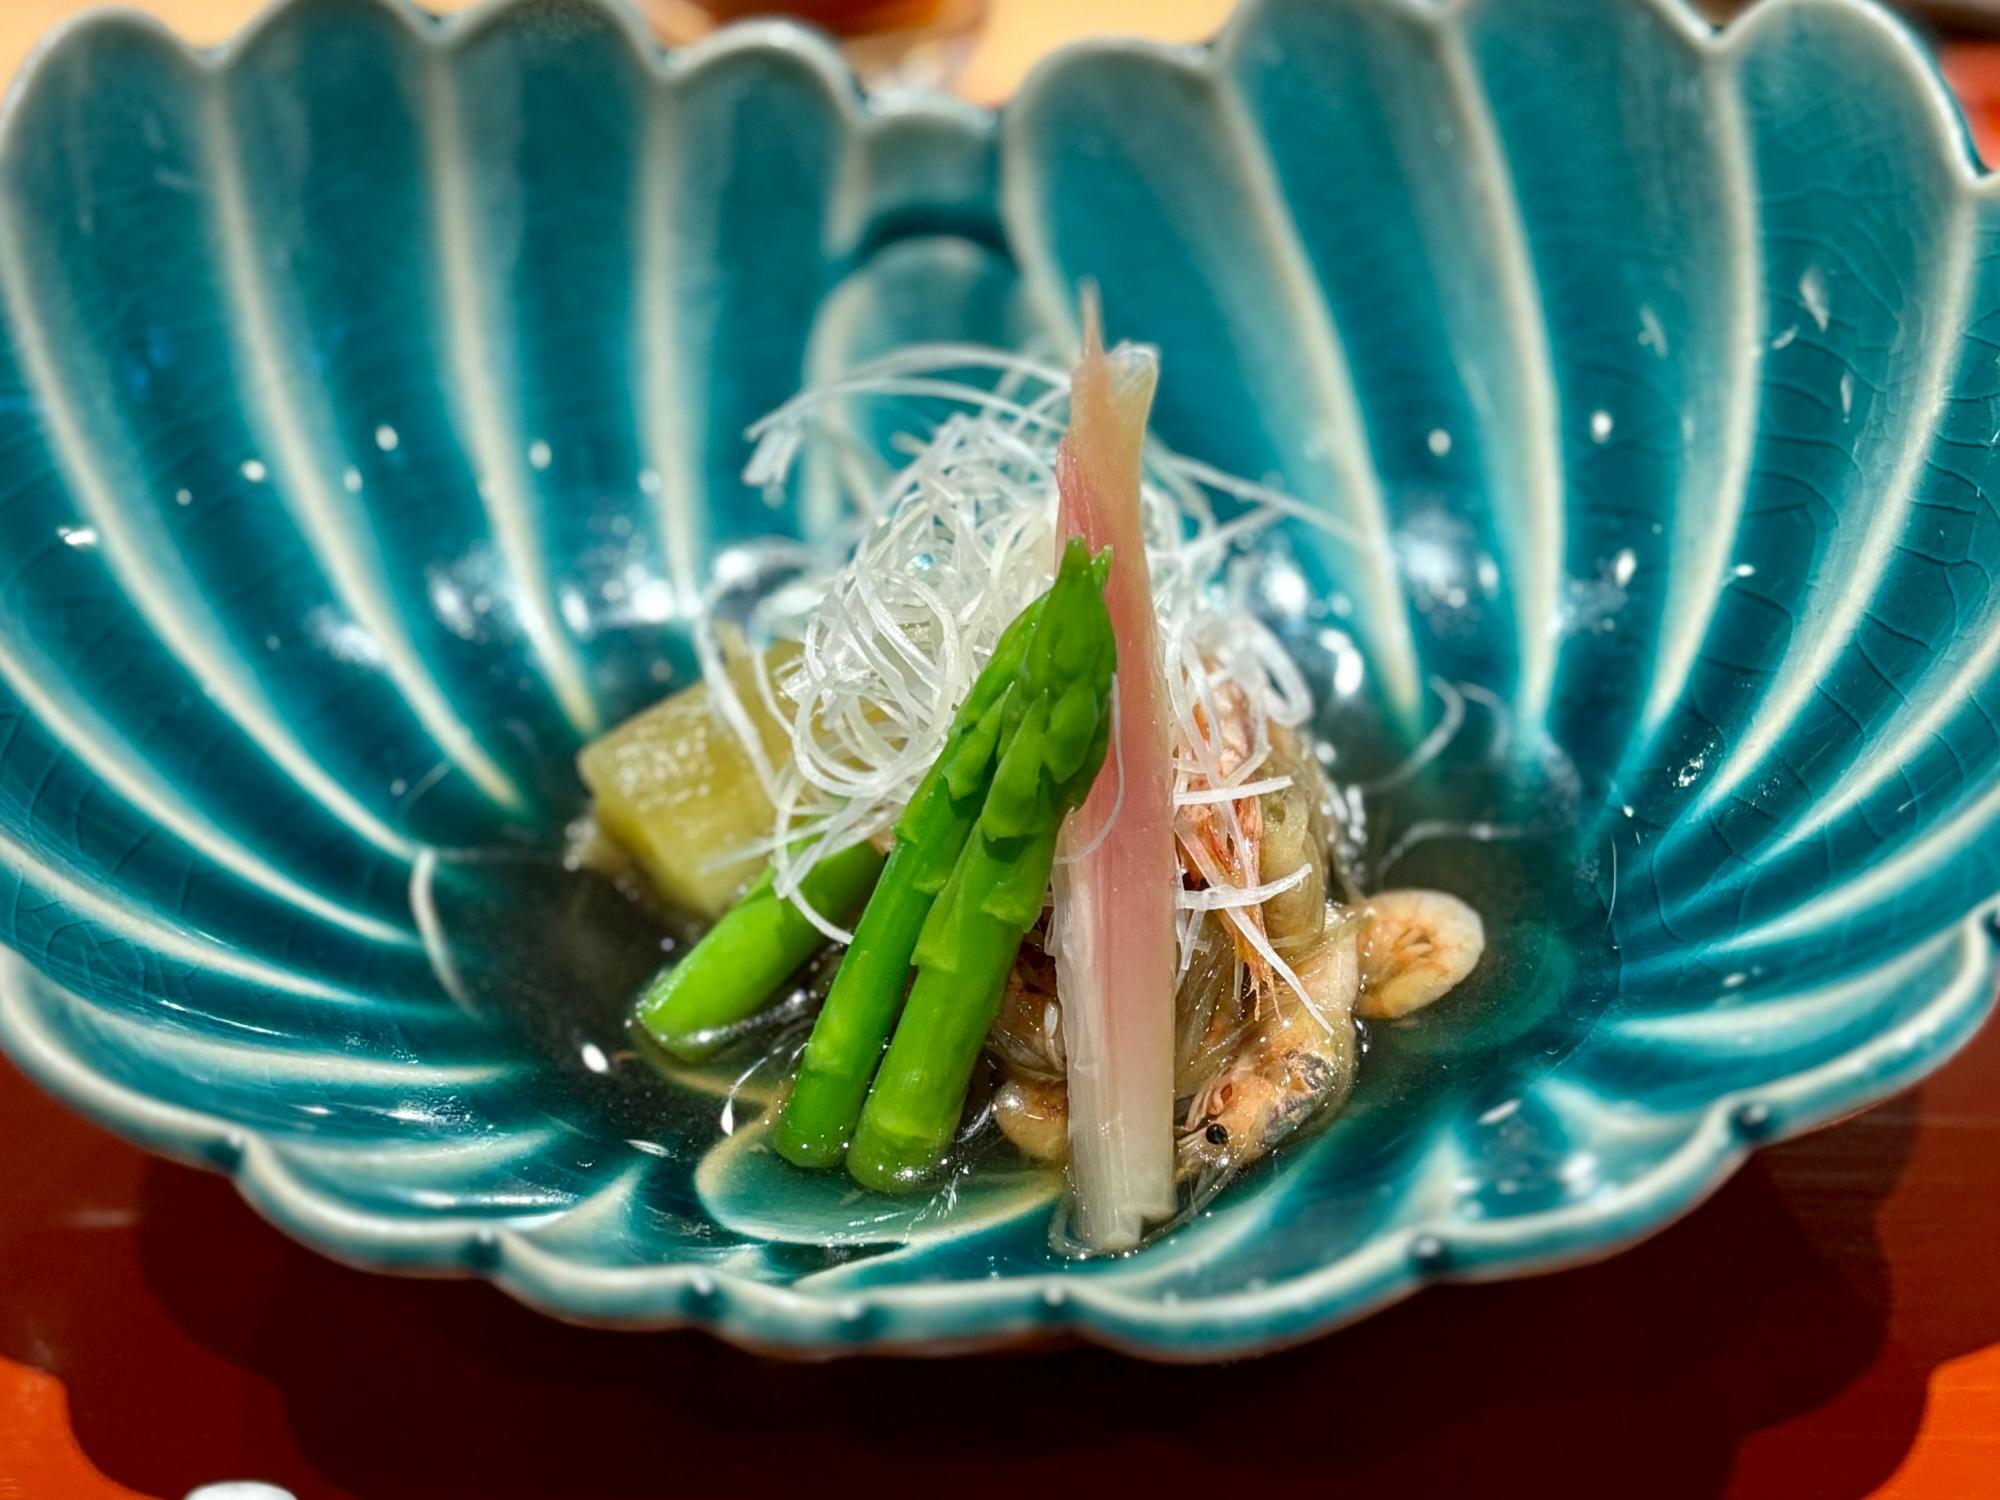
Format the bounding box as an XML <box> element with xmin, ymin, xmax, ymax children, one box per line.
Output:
<box><xmin>1</xmin><ymin>0</ymin><xmax>1996</xmax><ymax>1360</ymax></box>
<box><xmin>4</xmin><ymin>917</ymin><xmax>1991</xmax><ymax>1359</ymax></box>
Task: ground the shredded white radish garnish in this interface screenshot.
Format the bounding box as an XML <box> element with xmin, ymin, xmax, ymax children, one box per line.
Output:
<box><xmin>1174</xmin><ymin>776</ymin><xmax>1293</xmax><ymax>806</ymax></box>
<box><xmin>700</xmin><ymin>343</ymin><xmax>1330</xmax><ymax>990</ymax></box>
<box><xmin>1176</xmin><ymin>863</ymin><xmax>1310</xmax><ymax>911</ymax></box>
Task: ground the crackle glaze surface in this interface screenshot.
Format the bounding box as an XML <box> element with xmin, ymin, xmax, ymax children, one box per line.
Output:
<box><xmin>0</xmin><ymin>0</ymin><xmax>1994</xmax><ymax>1358</ymax></box>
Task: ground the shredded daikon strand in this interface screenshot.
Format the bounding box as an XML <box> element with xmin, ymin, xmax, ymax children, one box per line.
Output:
<box><xmin>1054</xmin><ymin>695</ymin><xmax>1126</xmax><ymax>867</ymax></box>
<box><xmin>712</xmin><ymin>343</ymin><xmax>1335</xmax><ymax>958</ymax></box>
<box><xmin>1357</xmin><ymin>675</ymin><xmax>1465</xmax><ymax>793</ymax></box>
<box><xmin>1174</xmin><ymin>776</ymin><xmax>1293</xmax><ymax>807</ymax></box>
<box><xmin>1176</xmin><ymin>829</ymin><xmax>1320</xmax><ymax>1029</ymax></box>
<box><xmin>1177</xmin><ymin>863</ymin><xmax>1310</xmax><ymax>910</ymax></box>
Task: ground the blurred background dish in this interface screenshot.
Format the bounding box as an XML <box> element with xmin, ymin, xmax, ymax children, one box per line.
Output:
<box><xmin>0</xmin><ymin>0</ymin><xmax>1240</xmax><ymax>99</ymax></box>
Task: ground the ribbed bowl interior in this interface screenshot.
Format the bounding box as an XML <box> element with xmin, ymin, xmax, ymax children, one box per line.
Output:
<box><xmin>0</xmin><ymin>0</ymin><xmax>1993</xmax><ymax>1357</ymax></box>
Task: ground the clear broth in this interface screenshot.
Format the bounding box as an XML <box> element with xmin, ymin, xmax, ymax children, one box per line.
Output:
<box><xmin>417</xmin><ymin>656</ymin><xmax>1621</xmax><ymax>1257</ymax></box>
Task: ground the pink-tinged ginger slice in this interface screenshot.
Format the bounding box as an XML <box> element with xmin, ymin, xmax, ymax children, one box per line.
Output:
<box><xmin>1050</xmin><ymin>301</ymin><xmax>1177</xmax><ymax>1251</ymax></box>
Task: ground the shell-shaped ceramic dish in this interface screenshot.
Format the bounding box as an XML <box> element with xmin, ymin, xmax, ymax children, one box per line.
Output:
<box><xmin>0</xmin><ymin>0</ymin><xmax>1995</xmax><ymax>1359</ymax></box>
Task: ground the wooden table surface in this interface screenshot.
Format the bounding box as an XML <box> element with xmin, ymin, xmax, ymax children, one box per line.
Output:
<box><xmin>6</xmin><ymin>1018</ymin><xmax>1999</xmax><ymax>1499</ymax></box>
<box><xmin>3</xmin><ymin>4</ymin><xmax>2000</xmax><ymax>1498</ymax></box>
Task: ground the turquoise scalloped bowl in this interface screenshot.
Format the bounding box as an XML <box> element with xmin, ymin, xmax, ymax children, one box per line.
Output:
<box><xmin>1</xmin><ymin>0</ymin><xmax>1996</xmax><ymax>1359</ymax></box>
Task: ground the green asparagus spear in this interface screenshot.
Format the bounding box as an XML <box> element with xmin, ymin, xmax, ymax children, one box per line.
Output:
<box><xmin>774</xmin><ymin>593</ymin><xmax>1052</xmax><ymax>1167</ymax></box>
<box><xmin>846</xmin><ymin>540</ymin><xmax>1116</xmax><ymax>1191</ymax></box>
<box><xmin>634</xmin><ymin>840</ymin><xmax>883</xmax><ymax>1062</ymax></box>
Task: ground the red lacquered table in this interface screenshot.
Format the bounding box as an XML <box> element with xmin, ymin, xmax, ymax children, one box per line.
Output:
<box><xmin>5</xmin><ymin>1015</ymin><xmax>2000</xmax><ymax>1499</ymax></box>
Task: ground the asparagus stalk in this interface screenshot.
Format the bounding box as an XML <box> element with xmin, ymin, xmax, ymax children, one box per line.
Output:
<box><xmin>846</xmin><ymin>540</ymin><xmax>1116</xmax><ymax>1191</ymax></box>
<box><xmin>774</xmin><ymin>595</ymin><xmax>1048</xmax><ymax>1167</ymax></box>
<box><xmin>634</xmin><ymin>841</ymin><xmax>883</xmax><ymax>1062</ymax></box>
